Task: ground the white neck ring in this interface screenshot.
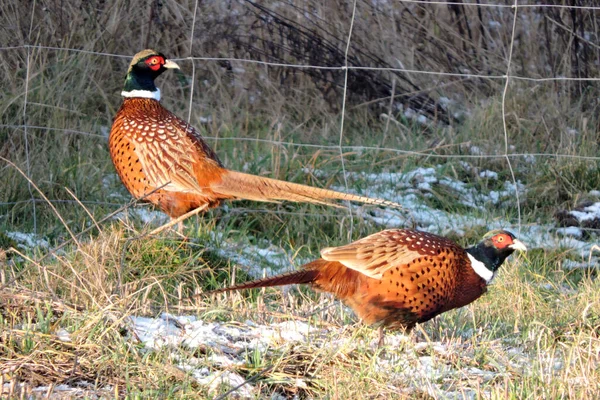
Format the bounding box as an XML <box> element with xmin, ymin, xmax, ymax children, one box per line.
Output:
<box><xmin>121</xmin><ymin>88</ymin><xmax>161</xmax><ymax>101</ymax></box>
<box><xmin>467</xmin><ymin>253</ymin><xmax>494</xmax><ymax>283</ymax></box>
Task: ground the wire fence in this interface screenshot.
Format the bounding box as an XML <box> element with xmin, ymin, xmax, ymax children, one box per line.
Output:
<box><xmin>2</xmin><ymin>0</ymin><xmax>600</xmax><ymax>241</ymax></box>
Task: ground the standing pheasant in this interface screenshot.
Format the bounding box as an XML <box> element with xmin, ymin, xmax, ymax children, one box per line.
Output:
<box><xmin>109</xmin><ymin>49</ymin><xmax>401</xmax><ymax>222</ymax></box>
<box><xmin>210</xmin><ymin>229</ymin><xmax>526</xmax><ymax>341</ymax></box>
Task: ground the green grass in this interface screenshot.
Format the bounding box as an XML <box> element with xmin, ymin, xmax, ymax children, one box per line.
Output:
<box><xmin>2</xmin><ymin>88</ymin><xmax>600</xmax><ymax>397</ymax></box>
<box><xmin>1</xmin><ymin>148</ymin><xmax>599</xmax><ymax>399</ymax></box>
<box><xmin>2</xmin><ymin>4</ymin><xmax>600</xmax><ymax>397</ymax></box>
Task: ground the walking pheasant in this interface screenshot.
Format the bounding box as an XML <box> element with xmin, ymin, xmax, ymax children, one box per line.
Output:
<box><xmin>109</xmin><ymin>50</ymin><xmax>401</xmax><ymax>222</ymax></box>
<box><xmin>210</xmin><ymin>229</ymin><xmax>526</xmax><ymax>342</ymax></box>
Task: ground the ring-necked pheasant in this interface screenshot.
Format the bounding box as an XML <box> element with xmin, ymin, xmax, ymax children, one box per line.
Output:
<box><xmin>109</xmin><ymin>49</ymin><xmax>401</xmax><ymax>223</ymax></box>
<box><xmin>209</xmin><ymin>229</ymin><xmax>526</xmax><ymax>343</ymax></box>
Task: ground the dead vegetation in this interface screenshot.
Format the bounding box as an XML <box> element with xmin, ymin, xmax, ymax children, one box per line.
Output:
<box><xmin>1</xmin><ymin>0</ymin><xmax>600</xmax><ymax>398</ymax></box>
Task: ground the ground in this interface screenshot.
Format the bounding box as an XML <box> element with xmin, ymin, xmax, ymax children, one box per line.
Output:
<box><xmin>1</xmin><ymin>160</ymin><xmax>599</xmax><ymax>399</ymax></box>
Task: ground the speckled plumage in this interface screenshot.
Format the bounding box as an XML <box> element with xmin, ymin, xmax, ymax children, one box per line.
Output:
<box><xmin>110</xmin><ymin>98</ymin><xmax>226</xmax><ymax>217</ymax></box>
<box><xmin>211</xmin><ymin>229</ymin><xmax>526</xmax><ymax>331</ymax></box>
<box><xmin>109</xmin><ymin>50</ymin><xmax>403</xmax><ymax>219</ymax></box>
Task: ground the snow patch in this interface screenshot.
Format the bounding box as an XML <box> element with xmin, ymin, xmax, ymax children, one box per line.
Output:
<box><xmin>114</xmin><ymin>207</ymin><xmax>169</xmax><ymax>225</ymax></box>
<box><xmin>562</xmin><ymin>258</ymin><xmax>599</xmax><ymax>270</ymax></box>
<box><xmin>479</xmin><ymin>170</ymin><xmax>498</xmax><ymax>180</ymax></box>
<box><xmin>555</xmin><ymin>227</ymin><xmax>583</xmax><ymax>238</ymax></box>
<box><xmin>5</xmin><ymin>231</ymin><xmax>49</xmax><ymax>249</ymax></box>
<box><xmin>326</xmin><ymin>166</ymin><xmax>595</xmax><ymax>256</ymax></box>
<box><xmin>129</xmin><ymin>313</ymin><xmax>318</xmax><ymax>357</ymax></box>
<box><xmin>209</xmin><ymin>231</ymin><xmax>298</xmax><ymax>279</ymax></box>
<box><xmin>568</xmin><ymin>202</ymin><xmax>600</xmax><ymax>223</ymax></box>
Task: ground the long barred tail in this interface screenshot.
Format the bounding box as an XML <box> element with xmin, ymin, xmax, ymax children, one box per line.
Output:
<box><xmin>212</xmin><ymin>170</ymin><xmax>402</xmax><ymax>209</ymax></box>
<box><xmin>207</xmin><ymin>269</ymin><xmax>319</xmax><ymax>295</ymax></box>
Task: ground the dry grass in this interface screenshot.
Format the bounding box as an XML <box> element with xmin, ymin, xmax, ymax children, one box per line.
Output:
<box><xmin>1</xmin><ymin>227</ymin><xmax>598</xmax><ymax>398</ymax></box>
<box><xmin>1</xmin><ymin>0</ymin><xmax>600</xmax><ymax>398</ymax></box>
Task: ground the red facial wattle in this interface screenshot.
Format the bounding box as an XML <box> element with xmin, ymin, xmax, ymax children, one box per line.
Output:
<box><xmin>492</xmin><ymin>233</ymin><xmax>513</xmax><ymax>249</ymax></box>
<box><xmin>145</xmin><ymin>56</ymin><xmax>165</xmax><ymax>71</ymax></box>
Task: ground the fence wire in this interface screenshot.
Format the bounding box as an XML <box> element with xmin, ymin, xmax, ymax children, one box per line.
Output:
<box><xmin>2</xmin><ymin>0</ymin><xmax>599</xmax><ymax>239</ymax></box>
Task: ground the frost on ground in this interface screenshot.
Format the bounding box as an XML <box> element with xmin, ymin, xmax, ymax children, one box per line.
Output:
<box><xmin>9</xmin><ymin>166</ymin><xmax>598</xmax><ymax>271</ymax></box>
<box><xmin>5</xmin><ymin>231</ymin><xmax>49</xmax><ymax>249</ymax></box>
<box><xmin>3</xmin><ymin>382</ymin><xmax>113</xmax><ymax>400</ymax></box>
<box><xmin>208</xmin><ymin>231</ymin><xmax>300</xmax><ymax>280</ymax></box>
<box><xmin>129</xmin><ymin>314</ymin><xmax>319</xmax><ymax>398</ymax></box>
<box><xmin>328</xmin><ymin>166</ymin><xmax>597</xmax><ymax>259</ymax></box>
<box><xmin>113</xmin><ymin>207</ymin><xmax>170</xmax><ymax>226</ymax></box>
<box><xmin>9</xmin><ymin>166</ymin><xmax>598</xmax><ymax>398</ymax></box>
<box><xmin>556</xmin><ymin>200</ymin><xmax>600</xmax><ymax>230</ymax></box>
<box><xmin>122</xmin><ymin>313</ymin><xmax>570</xmax><ymax>399</ymax></box>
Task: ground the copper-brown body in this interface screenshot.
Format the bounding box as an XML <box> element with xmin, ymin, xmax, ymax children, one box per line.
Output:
<box><xmin>109</xmin><ymin>97</ymin><xmax>403</xmax><ymax>218</ymax></box>
<box><xmin>110</xmin><ymin>50</ymin><xmax>404</xmax><ymax>219</ymax></box>
<box><xmin>110</xmin><ymin>98</ymin><xmax>229</xmax><ymax>217</ymax></box>
<box><xmin>212</xmin><ymin>229</ymin><xmax>504</xmax><ymax>330</ymax></box>
<box><xmin>306</xmin><ymin>253</ymin><xmax>485</xmax><ymax>330</ymax></box>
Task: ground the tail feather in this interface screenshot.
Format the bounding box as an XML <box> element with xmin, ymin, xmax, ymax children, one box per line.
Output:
<box><xmin>208</xmin><ymin>269</ymin><xmax>319</xmax><ymax>295</ymax></box>
<box><xmin>212</xmin><ymin>170</ymin><xmax>402</xmax><ymax>209</ymax></box>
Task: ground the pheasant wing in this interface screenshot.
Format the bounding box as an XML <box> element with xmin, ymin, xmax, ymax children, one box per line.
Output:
<box><xmin>133</xmin><ymin>112</ymin><xmax>222</xmax><ymax>194</ymax></box>
<box><xmin>320</xmin><ymin>229</ymin><xmax>461</xmax><ymax>279</ymax></box>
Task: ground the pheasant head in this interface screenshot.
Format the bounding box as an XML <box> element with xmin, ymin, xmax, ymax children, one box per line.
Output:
<box><xmin>121</xmin><ymin>49</ymin><xmax>180</xmax><ymax>100</ymax></box>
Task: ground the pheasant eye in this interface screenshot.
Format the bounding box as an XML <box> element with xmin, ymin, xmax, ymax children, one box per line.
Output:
<box><xmin>497</xmin><ymin>236</ymin><xmax>504</xmax><ymax>242</ymax></box>
<box><xmin>145</xmin><ymin>56</ymin><xmax>164</xmax><ymax>71</ymax></box>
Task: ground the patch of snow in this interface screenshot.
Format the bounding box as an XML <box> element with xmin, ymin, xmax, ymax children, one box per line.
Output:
<box><xmin>539</xmin><ymin>283</ymin><xmax>577</xmax><ymax>294</ymax></box>
<box><xmin>566</xmin><ymin>128</ymin><xmax>579</xmax><ymax>136</ymax></box>
<box><xmin>122</xmin><ymin>306</ymin><xmax>571</xmax><ymax>399</ymax></box>
<box><xmin>588</xmin><ymin>190</ymin><xmax>600</xmax><ymax>197</ymax></box>
<box><xmin>562</xmin><ymin>258</ymin><xmax>598</xmax><ymax>270</ymax></box>
<box><xmin>56</xmin><ymin>328</ymin><xmax>71</xmax><ymax>342</ymax></box>
<box><xmin>131</xmin><ymin>208</ymin><xmax>169</xmax><ymax>225</ymax></box>
<box><xmin>479</xmin><ymin>170</ymin><xmax>498</xmax><ymax>180</ymax></box>
<box><xmin>568</xmin><ymin>202</ymin><xmax>600</xmax><ymax>223</ymax></box>
<box><xmin>113</xmin><ymin>207</ymin><xmax>169</xmax><ymax>225</ymax></box>
<box><xmin>469</xmin><ymin>146</ymin><xmax>482</xmax><ymax>155</ymax></box>
<box><xmin>438</xmin><ymin>97</ymin><xmax>451</xmax><ymax>107</ymax></box>
<box><xmin>15</xmin><ymin>382</ymin><xmax>113</xmax><ymax>399</ymax></box>
<box><xmin>180</xmin><ymin>365</ymin><xmax>253</xmax><ymax>398</ymax></box>
<box><xmin>341</xmin><ymin>165</ymin><xmax>523</xmax><ymax>213</ymax></box>
<box><xmin>466</xmin><ymin>367</ymin><xmax>496</xmax><ymax>382</ymax></box>
<box><xmin>488</xmin><ymin>191</ymin><xmax>500</xmax><ymax>204</ymax></box>
<box><xmin>555</xmin><ymin>227</ymin><xmax>583</xmax><ymax>238</ymax></box>
<box><xmin>129</xmin><ymin>315</ymin><xmax>186</xmax><ymax>349</ymax></box>
<box><xmin>129</xmin><ymin>313</ymin><xmax>318</xmax><ymax>357</ymax></box>
<box><xmin>126</xmin><ymin>313</ymin><xmax>326</xmax><ymax>395</ymax></box>
<box><xmin>5</xmin><ymin>231</ymin><xmax>49</xmax><ymax>249</ymax></box>
<box><xmin>488</xmin><ymin>20</ymin><xmax>501</xmax><ymax>29</ymax></box>
<box><xmin>208</xmin><ymin>231</ymin><xmax>298</xmax><ymax>279</ymax></box>
<box><xmin>413</xmin><ymin>342</ymin><xmax>449</xmax><ymax>356</ymax></box>
<box><xmin>322</xmin><ymin>166</ymin><xmax>596</xmax><ymax>256</ymax></box>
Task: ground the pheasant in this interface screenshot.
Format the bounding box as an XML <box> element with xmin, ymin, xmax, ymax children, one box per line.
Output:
<box><xmin>210</xmin><ymin>229</ymin><xmax>526</xmax><ymax>343</ymax></box>
<box><xmin>109</xmin><ymin>49</ymin><xmax>401</xmax><ymax>225</ymax></box>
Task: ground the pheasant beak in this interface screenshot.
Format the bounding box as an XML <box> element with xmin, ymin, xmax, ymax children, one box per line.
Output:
<box><xmin>509</xmin><ymin>239</ymin><xmax>527</xmax><ymax>252</ymax></box>
<box><xmin>163</xmin><ymin>59</ymin><xmax>180</xmax><ymax>70</ymax></box>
